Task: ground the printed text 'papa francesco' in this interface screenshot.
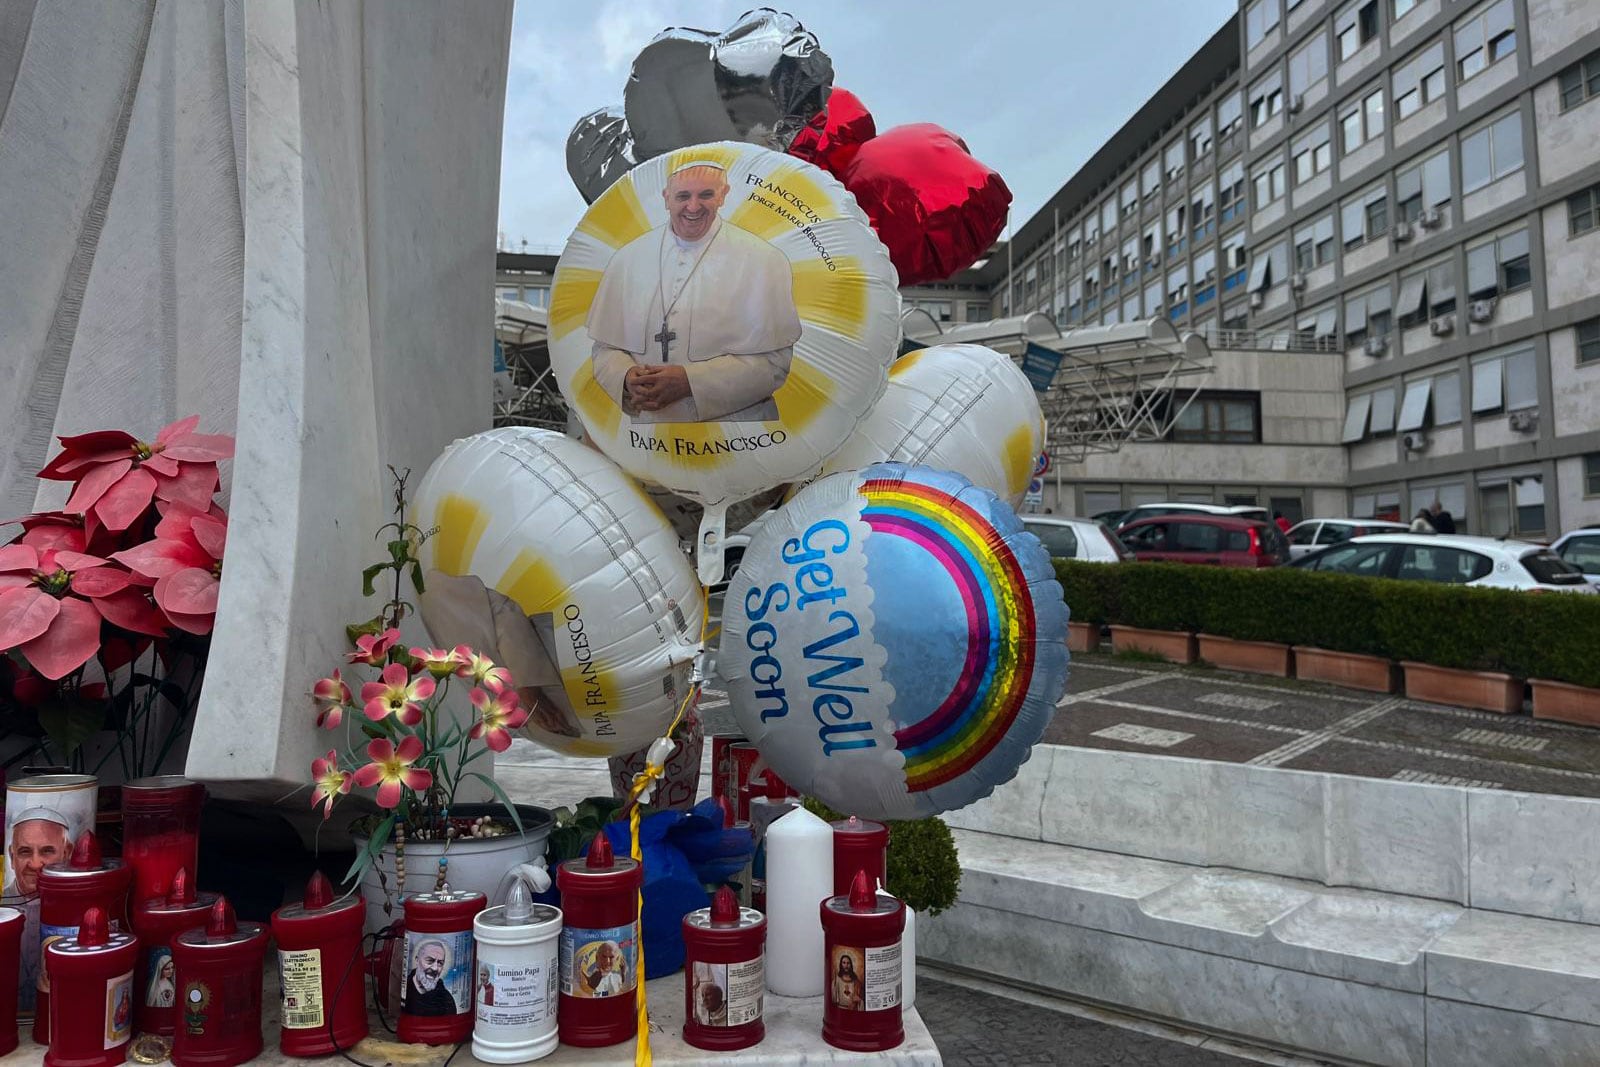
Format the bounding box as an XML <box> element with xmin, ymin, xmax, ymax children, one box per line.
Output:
<box><xmin>741</xmin><ymin>519</ymin><xmax>873</xmax><ymax>757</ymax></box>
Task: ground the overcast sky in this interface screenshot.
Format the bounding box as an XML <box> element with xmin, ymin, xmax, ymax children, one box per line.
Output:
<box><xmin>498</xmin><ymin>0</ymin><xmax>1238</xmax><ymax>253</ymax></box>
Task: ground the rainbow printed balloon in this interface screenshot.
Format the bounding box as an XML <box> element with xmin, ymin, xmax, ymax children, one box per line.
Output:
<box><xmin>719</xmin><ymin>463</ymin><xmax>1070</xmax><ymax>819</ymax></box>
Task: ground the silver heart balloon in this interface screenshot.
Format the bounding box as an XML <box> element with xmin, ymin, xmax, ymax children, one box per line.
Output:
<box><xmin>566</xmin><ymin>104</ymin><xmax>639</xmax><ymax>205</ymax></box>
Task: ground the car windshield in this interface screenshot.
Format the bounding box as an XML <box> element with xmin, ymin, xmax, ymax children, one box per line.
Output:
<box><xmin>1304</xmin><ymin>543</ymin><xmax>1390</xmax><ymax>575</ymax></box>
<box><xmin>1521</xmin><ymin>551</ymin><xmax>1589</xmax><ymax>585</ymax></box>
<box><xmin>1557</xmin><ymin>535</ymin><xmax>1600</xmax><ymax>575</ymax></box>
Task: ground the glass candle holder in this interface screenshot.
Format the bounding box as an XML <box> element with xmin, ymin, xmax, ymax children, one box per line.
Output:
<box><xmin>121</xmin><ymin>777</ymin><xmax>205</xmax><ymax>906</ymax></box>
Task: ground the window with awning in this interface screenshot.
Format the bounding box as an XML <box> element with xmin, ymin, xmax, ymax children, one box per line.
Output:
<box><xmin>1396</xmin><ymin>271</ymin><xmax>1427</xmax><ymax>325</ymax></box>
<box><xmin>1398</xmin><ymin>378</ymin><xmax>1433</xmax><ymax>431</ymax></box>
<box><xmin>1342</xmin><ymin>392</ymin><xmax>1373</xmax><ymax>442</ymax></box>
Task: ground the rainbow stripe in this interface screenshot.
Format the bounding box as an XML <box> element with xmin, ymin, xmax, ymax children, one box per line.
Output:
<box><xmin>858</xmin><ymin>477</ymin><xmax>1036</xmax><ymax>792</ymax></box>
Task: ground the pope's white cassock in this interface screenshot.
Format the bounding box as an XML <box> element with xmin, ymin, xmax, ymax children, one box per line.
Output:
<box><xmin>587</xmin><ymin>217</ymin><xmax>803</xmax><ymax>423</ymax></box>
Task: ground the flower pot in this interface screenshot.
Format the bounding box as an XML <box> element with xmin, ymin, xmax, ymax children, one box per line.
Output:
<box><xmin>608</xmin><ymin>709</ymin><xmax>705</xmax><ymax>811</ymax></box>
<box><xmin>1530</xmin><ymin>679</ymin><xmax>1600</xmax><ymax>728</ymax></box>
<box><xmin>352</xmin><ymin>802</ymin><xmax>555</xmax><ymax>935</ymax></box>
<box><xmin>1291</xmin><ymin>647</ymin><xmax>1396</xmax><ymax>694</ymax></box>
<box><xmin>1197</xmin><ymin>635</ymin><xmax>1292</xmax><ymax>677</ymax></box>
<box><xmin>1067</xmin><ymin>621</ymin><xmax>1099</xmax><ymax>654</ymax></box>
<box><xmin>1108</xmin><ymin>625</ymin><xmax>1195</xmax><ymax>664</ymax></box>
<box><xmin>1401</xmin><ymin>662</ymin><xmax>1523</xmax><ymax>714</ymax></box>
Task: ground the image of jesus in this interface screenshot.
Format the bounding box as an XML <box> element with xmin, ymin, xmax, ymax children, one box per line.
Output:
<box><xmin>586</xmin><ymin>160</ymin><xmax>802</xmax><ymax>424</ymax></box>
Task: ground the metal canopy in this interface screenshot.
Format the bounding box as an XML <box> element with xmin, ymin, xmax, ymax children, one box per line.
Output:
<box><xmin>492</xmin><ymin>298</ymin><xmax>567</xmax><ymax>429</ymax></box>
<box><xmin>902</xmin><ymin>312</ymin><xmax>1214</xmax><ymax>462</ymax></box>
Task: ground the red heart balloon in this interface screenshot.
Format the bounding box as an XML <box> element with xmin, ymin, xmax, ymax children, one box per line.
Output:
<box><xmin>788</xmin><ymin>88</ymin><xmax>876</xmax><ymax>176</ymax></box>
<box><xmin>839</xmin><ymin>123</ymin><xmax>1011</xmax><ymax>286</ymax></box>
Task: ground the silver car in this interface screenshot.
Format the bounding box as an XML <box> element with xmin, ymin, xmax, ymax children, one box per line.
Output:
<box><xmin>1021</xmin><ymin>517</ymin><xmax>1132</xmax><ymax>563</ymax></box>
<box><xmin>1284</xmin><ymin>518</ymin><xmax>1411</xmax><ymax>560</ymax></box>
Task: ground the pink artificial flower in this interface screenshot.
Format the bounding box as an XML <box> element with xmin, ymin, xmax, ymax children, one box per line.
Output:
<box><xmin>39</xmin><ymin>417</ymin><xmax>234</xmax><ymax>533</ymax></box>
<box><xmin>0</xmin><ymin>511</ymin><xmax>106</xmax><ymax>555</ymax></box>
<box><xmin>110</xmin><ymin>504</ymin><xmax>226</xmax><ymax>634</ymax></box>
<box><xmin>310</xmin><ymin>750</ymin><xmax>352</xmax><ymax>820</ymax></box>
<box><xmin>359</xmin><ymin>662</ymin><xmax>434</xmax><ymax>726</ymax></box>
<box><xmin>313</xmin><ymin>669</ymin><xmax>353</xmax><ymax>729</ymax></box>
<box><xmin>348</xmin><ymin>628</ymin><xmax>401</xmax><ymax>667</ymax></box>
<box><xmin>454</xmin><ymin>646</ymin><xmax>512</xmax><ymax>691</ymax></box>
<box><xmin>469</xmin><ymin>685</ymin><xmax>529</xmax><ymax>753</ymax></box>
<box><xmin>0</xmin><ymin>544</ymin><xmax>166</xmax><ymax>679</ymax></box>
<box><xmin>352</xmin><ymin>736</ymin><xmax>432</xmax><ymax>809</ymax></box>
<box><xmin>410</xmin><ymin>647</ymin><xmax>465</xmax><ymax>679</ymax></box>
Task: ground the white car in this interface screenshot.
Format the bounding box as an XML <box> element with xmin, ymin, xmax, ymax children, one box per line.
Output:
<box><xmin>1550</xmin><ymin>526</ymin><xmax>1600</xmax><ymax>587</ymax></box>
<box><xmin>1284</xmin><ymin>517</ymin><xmax>1411</xmax><ymax>560</ymax></box>
<box><xmin>1290</xmin><ymin>533</ymin><xmax>1595</xmax><ymax>593</ymax></box>
<box><xmin>1114</xmin><ymin>502</ymin><xmax>1268</xmax><ymax>531</ymax></box>
<box><xmin>1021</xmin><ymin>516</ymin><xmax>1132</xmax><ymax>563</ymax></box>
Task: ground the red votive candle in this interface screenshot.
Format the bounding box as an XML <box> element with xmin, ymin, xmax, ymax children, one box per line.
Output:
<box><xmin>271</xmin><ymin>872</ymin><xmax>368</xmax><ymax>1056</ymax></box>
<box><xmin>398</xmin><ymin>887</ymin><xmax>485</xmax><ymax>1046</ymax></box>
<box><xmin>556</xmin><ymin>834</ymin><xmax>642</xmax><ymax>1048</ymax></box>
<box><xmin>130</xmin><ymin>868</ymin><xmax>215</xmax><ymax>1037</ymax></box>
<box><xmin>820</xmin><ymin>869</ymin><xmax>906</xmax><ymax>1053</ymax></box>
<box><xmin>682</xmin><ymin>885</ymin><xmax>766</xmax><ymax>1051</ymax></box>
<box><xmin>35</xmin><ymin>832</ymin><xmax>133</xmax><ymax>1046</ymax></box>
<box><xmin>0</xmin><ymin>906</ymin><xmax>22</xmax><ymax>1056</ymax></box>
<box><xmin>43</xmin><ymin>907</ymin><xmax>138</xmax><ymax>1067</ymax></box>
<box><xmin>120</xmin><ymin>777</ymin><xmax>205</xmax><ymax>906</ymax></box>
<box><xmin>170</xmin><ymin>898</ymin><xmax>270</xmax><ymax>1067</ymax></box>
<box><xmin>830</xmin><ymin>816</ymin><xmax>889</xmax><ymax>896</ymax></box>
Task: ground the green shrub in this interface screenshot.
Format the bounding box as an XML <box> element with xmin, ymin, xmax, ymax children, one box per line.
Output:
<box><xmin>801</xmin><ymin>798</ymin><xmax>961</xmax><ymax>916</ymax></box>
<box><xmin>1053</xmin><ymin>559</ymin><xmax>1116</xmax><ymax>625</ymax></box>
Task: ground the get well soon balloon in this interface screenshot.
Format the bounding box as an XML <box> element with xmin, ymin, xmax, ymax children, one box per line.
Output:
<box><xmin>548</xmin><ymin>142</ymin><xmax>900</xmax><ymax>510</ymax></box>
<box><xmin>720</xmin><ymin>464</ymin><xmax>1070</xmax><ymax>820</ymax></box>
<box><xmin>817</xmin><ymin>344</ymin><xmax>1046</xmax><ymax>507</ymax></box>
<box><xmin>412</xmin><ymin>428</ymin><xmax>703</xmax><ymax>758</ymax></box>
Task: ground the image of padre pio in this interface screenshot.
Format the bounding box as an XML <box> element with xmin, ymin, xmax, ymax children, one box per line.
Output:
<box><xmin>587</xmin><ymin>159</ymin><xmax>803</xmax><ymax>424</ymax></box>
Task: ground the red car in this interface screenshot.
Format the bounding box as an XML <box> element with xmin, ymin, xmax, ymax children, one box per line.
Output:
<box><xmin>1118</xmin><ymin>514</ymin><xmax>1291</xmax><ymax>568</ymax></box>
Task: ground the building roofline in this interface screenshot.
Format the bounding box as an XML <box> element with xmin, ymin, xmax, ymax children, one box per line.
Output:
<box><xmin>497</xmin><ymin>251</ymin><xmax>560</xmax><ymax>273</ymax></box>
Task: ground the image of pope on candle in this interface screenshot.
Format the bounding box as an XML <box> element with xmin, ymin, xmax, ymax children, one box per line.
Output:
<box><xmin>586</xmin><ymin>160</ymin><xmax>802</xmax><ymax>425</ymax></box>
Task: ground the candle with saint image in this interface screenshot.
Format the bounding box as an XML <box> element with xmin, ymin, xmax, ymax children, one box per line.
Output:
<box><xmin>34</xmin><ymin>832</ymin><xmax>132</xmax><ymax>1047</ymax></box>
<box><xmin>762</xmin><ymin>806</ymin><xmax>832</xmax><ymax>997</ymax></box>
<box><xmin>132</xmin><ymin>868</ymin><xmax>217</xmax><ymax>1037</ymax></box>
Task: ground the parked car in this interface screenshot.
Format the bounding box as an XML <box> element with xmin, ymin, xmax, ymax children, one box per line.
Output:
<box><xmin>1550</xmin><ymin>526</ymin><xmax>1600</xmax><ymax>587</ymax></box>
<box><xmin>1284</xmin><ymin>518</ymin><xmax>1411</xmax><ymax>560</ymax></box>
<box><xmin>1290</xmin><ymin>533</ymin><xmax>1595</xmax><ymax>592</ymax></box>
<box><xmin>1114</xmin><ymin>502</ymin><xmax>1269</xmax><ymax>531</ymax></box>
<box><xmin>1117</xmin><ymin>514</ymin><xmax>1290</xmax><ymax>567</ymax></box>
<box><xmin>1091</xmin><ymin>507</ymin><xmax>1130</xmax><ymax>530</ymax></box>
<box><xmin>1021</xmin><ymin>516</ymin><xmax>1133</xmax><ymax>563</ymax></box>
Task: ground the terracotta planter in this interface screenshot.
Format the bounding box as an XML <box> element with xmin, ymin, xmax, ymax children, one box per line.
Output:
<box><xmin>1291</xmin><ymin>647</ymin><xmax>1396</xmax><ymax>694</ymax></box>
<box><xmin>1109</xmin><ymin>625</ymin><xmax>1195</xmax><ymax>664</ymax></box>
<box><xmin>1530</xmin><ymin>679</ymin><xmax>1600</xmax><ymax>728</ymax></box>
<box><xmin>1067</xmin><ymin>621</ymin><xmax>1100</xmax><ymax>653</ymax></box>
<box><xmin>1197</xmin><ymin>635</ymin><xmax>1292</xmax><ymax>677</ymax></box>
<box><xmin>1402</xmin><ymin>661</ymin><xmax>1523</xmax><ymax>714</ymax></box>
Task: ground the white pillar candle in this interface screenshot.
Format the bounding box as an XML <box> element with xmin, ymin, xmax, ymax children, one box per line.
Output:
<box><xmin>763</xmin><ymin>806</ymin><xmax>833</xmax><ymax>997</ymax></box>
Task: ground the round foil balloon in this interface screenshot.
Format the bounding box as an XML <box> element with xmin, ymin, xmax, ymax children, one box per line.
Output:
<box><xmin>412</xmin><ymin>427</ymin><xmax>704</xmax><ymax>757</ymax></box>
<box><xmin>817</xmin><ymin>344</ymin><xmax>1046</xmax><ymax>507</ymax></box>
<box><xmin>720</xmin><ymin>464</ymin><xmax>1070</xmax><ymax>820</ymax></box>
<box><xmin>549</xmin><ymin>141</ymin><xmax>900</xmax><ymax>507</ymax></box>
<box><xmin>567</xmin><ymin>104</ymin><xmax>640</xmax><ymax>205</ymax></box>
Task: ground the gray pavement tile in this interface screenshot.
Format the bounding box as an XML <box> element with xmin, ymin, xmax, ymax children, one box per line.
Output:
<box><xmin>1101</xmin><ymin>676</ymin><xmax>1357</xmax><ymax>733</ymax></box>
<box><xmin>1043</xmin><ymin>701</ymin><xmax>1297</xmax><ymax>763</ymax></box>
<box><xmin>1278</xmin><ymin>739</ymin><xmax>1600</xmax><ymax>797</ymax></box>
<box><xmin>1349</xmin><ymin>702</ymin><xmax>1600</xmax><ymax>778</ymax></box>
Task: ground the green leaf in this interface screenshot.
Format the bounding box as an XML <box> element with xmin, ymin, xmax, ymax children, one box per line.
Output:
<box><xmin>410</xmin><ymin>563</ymin><xmax>426</xmax><ymax>595</ymax></box>
<box><xmin>343</xmin><ymin>814</ymin><xmax>395</xmax><ymax>885</ymax></box>
<box><xmin>346</xmin><ymin>616</ymin><xmax>384</xmax><ymax>646</ymax></box>
<box><xmin>361</xmin><ymin>564</ymin><xmax>387</xmax><ymax>598</ymax></box>
<box><xmin>387</xmin><ymin>539</ymin><xmax>410</xmax><ymax>565</ymax></box>
<box><xmin>37</xmin><ymin>701</ymin><xmax>108</xmax><ymax>758</ymax></box>
<box><xmin>465</xmin><ymin>772</ymin><xmax>525</xmax><ymax>834</ymax></box>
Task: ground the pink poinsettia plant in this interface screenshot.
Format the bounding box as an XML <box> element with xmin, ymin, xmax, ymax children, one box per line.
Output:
<box><xmin>1</xmin><ymin>416</ymin><xmax>233</xmax><ymax>778</ymax></box>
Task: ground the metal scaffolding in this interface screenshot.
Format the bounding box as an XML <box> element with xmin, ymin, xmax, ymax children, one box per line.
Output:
<box><xmin>492</xmin><ymin>298</ymin><xmax>567</xmax><ymax>430</ymax></box>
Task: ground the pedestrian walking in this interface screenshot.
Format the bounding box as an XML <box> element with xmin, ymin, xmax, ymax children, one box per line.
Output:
<box><xmin>1411</xmin><ymin>509</ymin><xmax>1436</xmax><ymax>534</ymax></box>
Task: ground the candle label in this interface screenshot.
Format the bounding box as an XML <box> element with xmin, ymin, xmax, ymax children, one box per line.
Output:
<box><xmin>475</xmin><ymin>956</ymin><xmax>556</xmax><ymax>1027</ymax></box>
<box><xmin>145</xmin><ymin>946</ymin><xmax>178</xmax><ymax>1008</ymax></box>
<box><xmin>278</xmin><ymin>948</ymin><xmax>325</xmax><ymax>1029</ymax></box>
<box><xmin>105</xmin><ymin>969</ymin><xmax>134</xmax><ymax>1049</ymax></box>
<box><xmin>402</xmin><ymin>929</ymin><xmax>473</xmax><ymax>1016</ymax></box>
<box><xmin>689</xmin><ymin>956</ymin><xmax>764</xmax><ymax>1027</ymax></box>
<box><xmin>560</xmin><ymin>922</ymin><xmax>638</xmax><ymax>999</ymax></box>
<box><xmin>829</xmin><ymin>943</ymin><xmax>900</xmax><ymax>1012</ymax></box>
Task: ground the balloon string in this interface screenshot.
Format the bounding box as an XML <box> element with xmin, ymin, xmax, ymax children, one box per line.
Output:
<box><xmin>627</xmin><ymin>590</ymin><xmax>710</xmax><ymax>1067</ymax></box>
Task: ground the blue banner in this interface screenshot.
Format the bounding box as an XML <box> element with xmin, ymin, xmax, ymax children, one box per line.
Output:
<box><xmin>1020</xmin><ymin>343</ymin><xmax>1062</xmax><ymax>392</ymax></box>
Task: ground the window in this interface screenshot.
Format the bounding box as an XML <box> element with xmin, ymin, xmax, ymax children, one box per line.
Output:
<box><xmin>1122</xmin><ymin>293</ymin><xmax>1140</xmax><ymax>321</ymax></box>
<box><xmin>1165</xmin><ymin>140</ymin><xmax>1185</xmax><ymax>183</ymax></box>
<box><xmin>1085</xmin><ymin>212</ymin><xmax>1100</xmax><ymax>244</ymax></box>
<box><xmin>1218</xmin><ymin>92</ymin><xmax>1244</xmax><ymax>142</ymax></box>
<box><xmin>1142</xmin><ymin>221</ymin><xmax>1160</xmax><ymax>265</ymax></box>
<box><xmin>1121</xmin><ymin>237</ymin><xmax>1140</xmax><ymax>277</ymax></box>
<box><xmin>1194</xmin><ymin>249</ymin><xmax>1218</xmax><ymax>305</ymax></box>
<box><xmin>1142</xmin><ymin>159</ymin><xmax>1161</xmax><ymax>202</ymax></box>
<box><xmin>1466</xmin><ymin>228</ymin><xmax>1530</xmax><ymax>298</ymax></box>
<box><xmin>1171</xmin><ymin>392</ymin><xmax>1260</xmax><ymax>443</ymax></box>
<box><xmin>1343</xmin><ymin>392</ymin><xmax>1373</xmax><ymax>441</ymax></box>
<box><xmin>1222</xmin><ymin>303</ymin><xmax>1249</xmax><ymax>330</ymax></box>
<box><xmin>1145</xmin><ymin>280</ymin><xmax>1163</xmax><ymax>315</ymax></box>
<box><xmin>1167</xmin><ymin>264</ymin><xmax>1190</xmax><ymax>307</ymax></box>
<box><xmin>1396</xmin><ymin>545</ymin><xmax>1494</xmax><ymax>584</ymax></box>
<box><xmin>1290</xmin><ymin>33</ymin><xmax>1330</xmax><ymax>96</ymax></box>
<box><xmin>1165</xmin><ymin>205</ymin><xmax>1187</xmax><ymax>255</ymax></box>
<box><xmin>1223</xmin><ymin>232</ymin><xmax>1248</xmax><ymax>290</ymax></box>
<box><xmin>1191</xmin><ymin>116</ymin><xmax>1214</xmax><ymax>161</ymax></box>
<box><xmin>1588</xmin><ymin>454</ymin><xmax>1600</xmax><ymax>496</ymax></box>
<box><xmin>1342</xmin><ymin>184</ymin><xmax>1388</xmax><ymax>246</ymax></box>
<box><xmin>1578</xmin><ymin>318</ymin><xmax>1600</xmax><ymax>365</ymax></box>
<box><xmin>1219</xmin><ymin>161</ymin><xmax>1246</xmax><ymax>222</ymax></box>
<box><xmin>1479</xmin><ymin>476</ymin><xmax>1544</xmax><ymax>538</ymax></box>
<box><xmin>1336</xmin><ymin>1</ymin><xmax>1380</xmax><ymax>62</ymax></box>
<box><xmin>1559</xmin><ymin>50</ymin><xmax>1600</xmax><ymax>111</ymax></box>
<box><xmin>1394</xmin><ymin>0</ymin><xmax>1419</xmax><ymax>20</ymax></box>
<box><xmin>1247</xmin><ymin>240</ymin><xmax>1288</xmax><ymax>293</ymax></box>
<box><xmin>1396</xmin><ymin>149</ymin><xmax>1450</xmax><ymax>222</ymax></box>
<box><xmin>1568</xmin><ymin>184</ymin><xmax>1600</xmax><ymax>236</ymax></box>
<box><xmin>1292</xmin><ymin>124</ymin><xmax>1332</xmax><ymax>185</ymax></box>
<box><xmin>1191</xmin><ymin>184</ymin><xmax>1216</xmax><ymax>238</ymax></box>
<box><xmin>966</xmin><ymin>301</ymin><xmax>991</xmax><ymax>323</ymax></box>
<box><xmin>1246</xmin><ymin>0</ymin><xmax>1280</xmax><ymax>49</ymax></box>
<box><xmin>1344</xmin><ymin>285</ymin><xmax>1392</xmax><ymax>343</ymax></box>
<box><xmin>1253</xmin><ymin>159</ymin><xmax>1286</xmax><ymax>209</ymax></box>
<box><xmin>1455</xmin><ymin>0</ymin><xmax>1516</xmax><ymax>82</ymax></box>
<box><xmin>1471</xmin><ymin>346</ymin><xmax>1537</xmax><ymax>414</ymax></box>
<box><xmin>1101</xmin><ymin>197</ymin><xmax>1118</xmax><ymax>236</ymax></box>
<box><xmin>1460</xmin><ymin>111</ymin><xmax>1523</xmax><ymax>194</ymax></box>
<box><xmin>1120</xmin><ymin>179</ymin><xmax>1139</xmax><ymax>219</ymax></box>
<box><xmin>1298</xmin><ymin>303</ymin><xmax>1338</xmax><ymax>340</ymax></box>
<box><xmin>1393</xmin><ymin>43</ymin><xmax>1446</xmax><ymax>119</ymax></box>
<box><xmin>1396</xmin><ymin>261</ymin><xmax>1454</xmax><ymax>326</ymax></box>
<box><xmin>1250</xmin><ymin>72</ymin><xmax>1284</xmax><ymax>129</ymax></box>
<box><xmin>1068</xmin><ymin>226</ymin><xmax>1082</xmax><ymax>262</ymax></box>
<box><xmin>1304</xmin><ymin>542</ymin><xmax>1394</xmax><ymax>575</ymax></box>
<box><xmin>1340</xmin><ymin>86</ymin><xmax>1386</xmax><ymax>154</ymax></box>
<box><xmin>1104</xmin><ymin>254</ymin><xmax>1119</xmax><ymax>287</ymax></box>
<box><xmin>1295</xmin><ymin>215</ymin><xmax>1335</xmax><ymax>270</ymax></box>
<box><xmin>1369</xmin><ymin>385</ymin><xmax>1398</xmax><ymax>435</ymax></box>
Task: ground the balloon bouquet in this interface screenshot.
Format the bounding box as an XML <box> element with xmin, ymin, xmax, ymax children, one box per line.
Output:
<box><xmin>410</xmin><ymin>9</ymin><xmax>1069</xmax><ymax>976</ymax></box>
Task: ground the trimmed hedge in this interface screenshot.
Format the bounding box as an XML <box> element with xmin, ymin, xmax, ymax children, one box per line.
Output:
<box><xmin>1054</xmin><ymin>560</ymin><xmax>1600</xmax><ymax>689</ymax></box>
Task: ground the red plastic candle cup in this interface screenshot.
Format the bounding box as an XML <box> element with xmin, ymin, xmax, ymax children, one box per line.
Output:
<box><xmin>682</xmin><ymin>885</ymin><xmax>766</xmax><ymax>1051</ymax></box>
<box><xmin>170</xmin><ymin>898</ymin><xmax>270</xmax><ymax>1067</ymax></box>
<box><xmin>130</xmin><ymin>868</ymin><xmax>216</xmax><ymax>1037</ymax></box>
<box><xmin>398</xmin><ymin>887</ymin><xmax>485</xmax><ymax>1046</ymax></box>
<box><xmin>556</xmin><ymin>835</ymin><xmax>642</xmax><ymax>1048</ymax></box>
<box><xmin>0</xmin><ymin>907</ymin><xmax>22</xmax><ymax>1056</ymax></box>
<box><xmin>35</xmin><ymin>832</ymin><xmax>133</xmax><ymax>1046</ymax></box>
<box><xmin>271</xmin><ymin>872</ymin><xmax>368</xmax><ymax>1056</ymax></box>
<box><xmin>830</xmin><ymin>817</ymin><xmax>889</xmax><ymax>897</ymax></box>
<box><xmin>120</xmin><ymin>777</ymin><xmax>205</xmax><ymax>907</ymax></box>
<box><xmin>820</xmin><ymin>870</ymin><xmax>906</xmax><ymax>1053</ymax></box>
<box><xmin>43</xmin><ymin>907</ymin><xmax>139</xmax><ymax>1067</ymax></box>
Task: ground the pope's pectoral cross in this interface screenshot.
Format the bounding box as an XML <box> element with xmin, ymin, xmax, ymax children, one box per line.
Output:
<box><xmin>653</xmin><ymin>320</ymin><xmax>677</xmax><ymax>363</ymax></box>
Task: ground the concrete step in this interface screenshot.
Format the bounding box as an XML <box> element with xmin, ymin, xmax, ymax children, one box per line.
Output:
<box><xmin>920</xmin><ymin>828</ymin><xmax>1600</xmax><ymax>1067</ymax></box>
